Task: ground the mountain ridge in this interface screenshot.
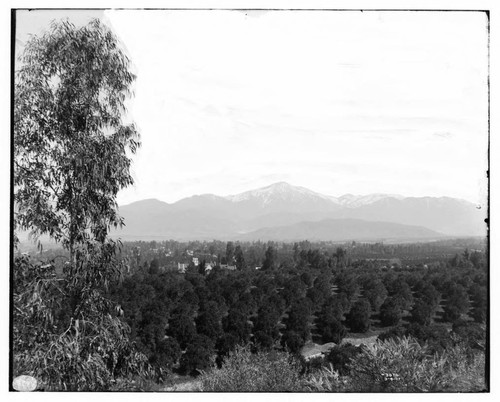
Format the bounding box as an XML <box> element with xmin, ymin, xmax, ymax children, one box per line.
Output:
<box><xmin>114</xmin><ymin>182</ymin><xmax>486</xmax><ymax>241</ymax></box>
<box><xmin>236</xmin><ymin>218</ymin><xmax>444</xmax><ymax>242</ymax></box>
<box><xmin>122</xmin><ymin>182</ymin><xmax>476</xmax><ymax>209</ymax></box>
<box><xmin>122</xmin><ymin>182</ymin><xmax>411</xmax><ymax>209</ymax></box>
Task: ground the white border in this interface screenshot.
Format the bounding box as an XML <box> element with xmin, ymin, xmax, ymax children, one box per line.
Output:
<box><xmin>2</xmin><ymin>1</ymin><xmax>498</xmax><ymax>402</ymax></box>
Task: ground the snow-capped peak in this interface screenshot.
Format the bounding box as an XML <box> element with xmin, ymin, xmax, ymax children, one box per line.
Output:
<box><xmin>224</xmin><ymin>182</ymin><xmax>333</xmax><ymax>204</ymax></box>
<box><xmin>224</xmin><ymin>182</ymin><xmax>405</xmax><ymax>207</ymax></box>
<box><xmin>333</xmin><ymin>193</ymin><xmax>405</xmax><ymax>208</ymax></box>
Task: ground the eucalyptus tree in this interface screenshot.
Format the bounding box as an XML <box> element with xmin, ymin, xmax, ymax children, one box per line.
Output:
<box><xmin>15</xmin><ymin>19</ymin><xmax>139</xmax><ymax>262</ymax></box>
<box><xmin>13</xmin><ymin>19</ymin><xmax>147</xmax><ymax>390</ymax></box>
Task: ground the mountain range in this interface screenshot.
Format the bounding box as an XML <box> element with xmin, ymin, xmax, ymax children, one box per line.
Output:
<box><xmin>113</xmin><ymin>182</ymin><xmax>486</xmax><ymax>242</ymax></box>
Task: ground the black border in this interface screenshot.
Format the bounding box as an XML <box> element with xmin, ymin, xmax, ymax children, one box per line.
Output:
<box><xmin>485</xmin><ymin>9</ymin><xmax>491</xmax><ymax>394</ymax></box>
<box><xmin>9</xmin><ymin>8</ymin><xmax>16</xmax><ymax>393</ymax></box>
<box><xmin>9</xmin><ymin>7</ymin><xmax>491</xmax><ymax>393</ymax></box>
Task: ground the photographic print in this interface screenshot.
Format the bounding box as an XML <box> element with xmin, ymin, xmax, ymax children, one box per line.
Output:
<box><xmin>11</xmin><ymin>7</ymin><xmax>489</xmax><ymax>392</ymax></box>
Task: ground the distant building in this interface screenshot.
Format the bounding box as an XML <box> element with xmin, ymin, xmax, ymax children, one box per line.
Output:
<box><xmin>178</xmin><ymin>263</ymin><xmax>188</xmax><ymax>274</ymax></box>
<box><xmin>220</xmin><ymin>264</ymin><xmax>237</xmax><ymax>271</ymax></box>
<box><xmin>186</xmin><ymin>250</ymin><xmax>194</xmax><ymax>256</ymax></box>
<box><xmin>205</xmin><ymin>263</ymin><xmax>213</xmax><ymax>273</ymax></box>
<box><xmin>192</xmin><ymin>257</ymin><xmax>199</xmax><ymax>266</ymax></box>
<box><xmin>255</xmin><ymin>266</ymin><xmax>262</xmax><ymax>270</ymax></box>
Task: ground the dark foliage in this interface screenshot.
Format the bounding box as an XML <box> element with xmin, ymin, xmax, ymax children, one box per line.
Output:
<box><xmin>102</xmin><ymin>238</ymin><xmax>487</xmax><ymax>385</ymax></box>
<box><xmin>326</xmin><ymin>343</ymin><xmax>364</xmax><ymax>376</ymax></box>
<box><xmin>152</xmin><ymin>337</ymin><xmax>181</xmax><ymax>370</ymax></box>
<box><xmin>285</xmin><ymin>298</ymin><xmax>313</xmax><ymax>342</ymax></box>
<box><xmin>379</xmin><ymin>297</ymin><xmax>404</xmax><ymax>327</ymax></box>
<box><xmin>179</xmin><ymin>335</ymin><xmax>215</xmax><ymax>375</ymax></box>
<box><xmin>223</xmin><ymin>308</ymin><xmax>252</xmax><ymax>344</ymax></box>
<box><xmin>442</xmin><ymin>284</ymin><xmax>470</xmax><ymax>323</ymax></box>
<box><xmin>281</xmin><ymin>330</ymin><xmax>305</xmax><ymax>354</ymax></box>
<box><xmin>195</xmin><ymin>301</ymin><xmax>223</xmax><ymax>341</ymax></box>
<box><xmin>346</xmin><ymin>299</ymin><xmax>372</xmax><ymax>333</ymax></box>
<box><xmin>253</xmin><ymin>304</ymin><xmax>281</xmax><ymax>342</ymax></box>
<box><xmin>317</xmin><ymin>300</ymin><xmax>347</xmax><ymax>343</ymax></box>
<box><xmin>410</xmin><ymin>299</ymin><xmax>435</xmax><ymax>326</ymax></box>
<box><xmin>167</xmin><ymin>307</ymin><xmax>197</xmax><ymax>349</ymax></box>
<box><xmin>262</xmin><ymin>246</ymin><xmax>278</xmax><ymax>271</ymax></box>
<box><xmin>363</xmin><ymin>277</ymin><xmax>388</xmax><ymax>312</ymax></box>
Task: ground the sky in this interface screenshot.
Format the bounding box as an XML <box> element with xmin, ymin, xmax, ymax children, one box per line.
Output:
<box><xmin>14</xmin><ymin>9</ymin><xmax>489</xmax><ymax>206</ymax></box>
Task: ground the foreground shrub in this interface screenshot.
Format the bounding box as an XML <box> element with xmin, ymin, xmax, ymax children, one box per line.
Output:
<box><xmin>200</xmin><ymin>345</ymin><xmax>302</xmax><ymax>391</ymax></box>
<box><xmin>452</xmin><ymin>320</ymin><xmax>486</xmax><ymax>351</ymax></box>
<box><xmin>303</xmin><ymin>364</ymin><xmax>349</xmax><ymax>392</ymax></box>
<box><xmin>440</xmin><ymin>343</ymin><xmax>487</xmax><ymax>392</ymax></box>
<box><xmin>347</xmin><ymin>336</ymin><xmax>486</xmax><ymax>392</ymax></box>
<box><xmin>325</xmin><ymin>343</ymin><xmax>363</xmax><ymax>376</ymax></box>
<box><xmin>406</xmin><ymin>323</ymin><xmax>454</xmax><ymax>354</ymax></box>
<box><xmin>347</xmin><ymin>337</ymin><xmax>447</xmax><ymax>392</ymax></box>
<box><xmin>13</xmin><ymin>255</ymin><xmax>153</xmax><ymax>391</ymax></box>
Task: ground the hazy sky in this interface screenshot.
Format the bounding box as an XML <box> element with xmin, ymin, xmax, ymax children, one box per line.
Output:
<box><xmin>15</xmin><ymin>9</ymin><xmax>489</xmax><ymax>205</ymax></box>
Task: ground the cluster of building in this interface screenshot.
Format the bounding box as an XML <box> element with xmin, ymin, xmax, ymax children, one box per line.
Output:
<box><xmin>176</xmin><ymin>255</ymin><xmax>237</xmax><ymax>274</ymax></box>
<box><xmin>135</xmin><ymin>245</ymin><xmax>262</xmax><ymax>275</ymax></box>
